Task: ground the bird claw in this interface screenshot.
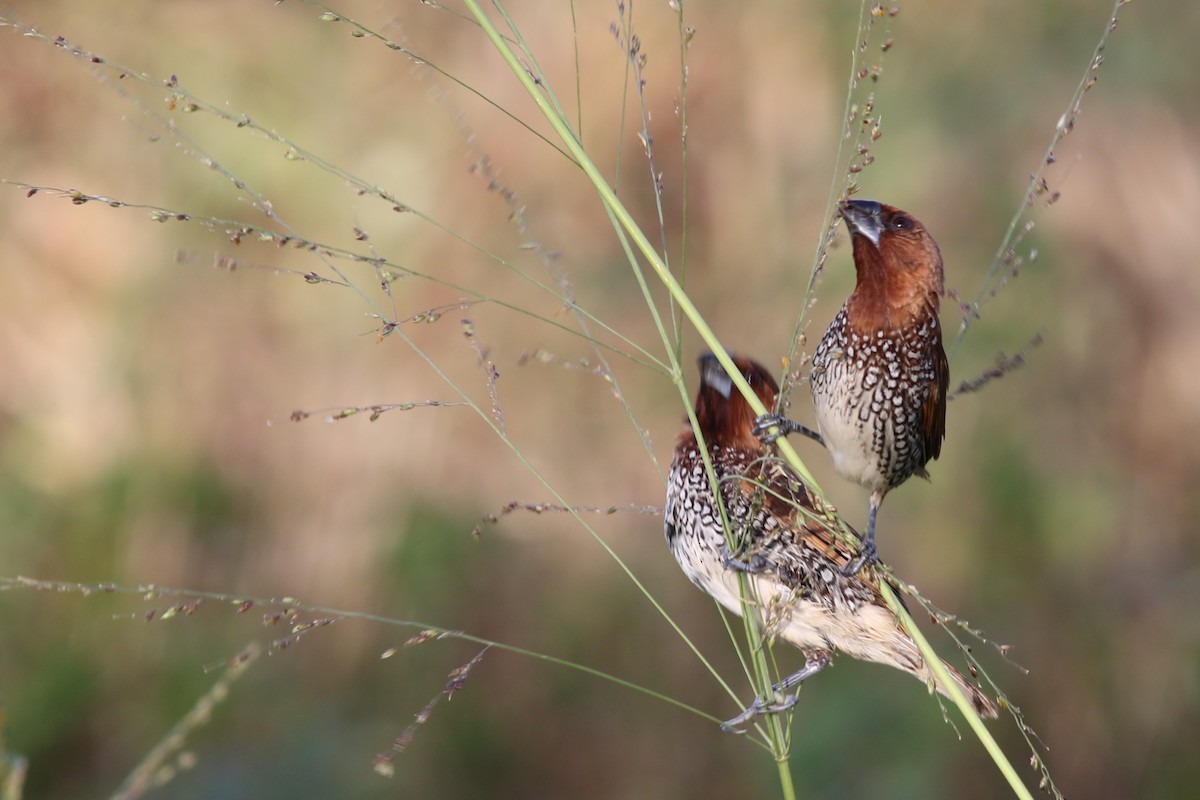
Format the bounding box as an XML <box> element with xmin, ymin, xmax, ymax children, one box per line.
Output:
<box><xmin>753</xmin><ymin>414</ymin><xmax>825</xmax><ymax>447</ymax></box>
<box><xmin>840</xmin><ymin>540</ymin><xmax>878</xmax><ymax>576</ymax></box>
<box><xmin>720</xmin><ymin>692</ymin><xmax>801</xmax><ymax>733</ymax></box>
<box><xmin>752</xmin><ymin>413</ymin><xmax>791</xmax><ymax>445</ymax></box>
<box><xmin>722</xmin><ymin>550</ymin><xmax>768</xmax><ymax>574</ymax></box>
<box><xmin>719</xmin><ymin>653</ymin><xmax>830</xmax><ymax>732</ymax></box>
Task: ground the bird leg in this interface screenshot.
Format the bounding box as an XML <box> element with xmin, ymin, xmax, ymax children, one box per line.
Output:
<box><xmin>722</xmin><ymin>542</ymin><xmax>772</xmax><ymax>575</ymax></box>
<box><xmin>720</xmin><ymin>650</ymin><xmax>832</xmax><ymax>733</ymax></box>
<box><xmin>752</xmin><ymin>414</ymin><xmax>825</xmax><ymax>448</ymax></box>
<box><xmin>841</xmin><ymin>492</ymin><xmax>882</xmax><ymax>575</ymax></box>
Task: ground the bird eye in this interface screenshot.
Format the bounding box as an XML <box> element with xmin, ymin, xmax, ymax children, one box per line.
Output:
<box><xmin>891</xmin><ymin>215</ymin><xmax>914</xmax><ymax>231</ymax></box>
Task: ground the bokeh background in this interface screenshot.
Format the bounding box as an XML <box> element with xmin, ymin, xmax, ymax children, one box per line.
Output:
<box><xmin>1</xmin><ymin>1</ymin><xmax>1197</xmax><ymax>798</ymax></box>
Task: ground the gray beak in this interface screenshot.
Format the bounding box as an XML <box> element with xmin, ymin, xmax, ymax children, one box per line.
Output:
<box><xmin>839</xmin><ymin>199</ymin><xmax>883</xmax><ymax>247</ymax></box>
<box><xmin>699</xmin><ymin>353</ymin><xmax>733</xmax><ymax>398</ymax></box>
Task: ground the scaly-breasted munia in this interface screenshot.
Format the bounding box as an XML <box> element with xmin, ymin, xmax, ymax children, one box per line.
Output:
<box><xmin>666</xmin><ymin>353</ymin><xmax>991</xmax><ymax>729</ymax></box>
<box><xmin>757</xmin><ymin>199</ymin><xmax>949</xmax><ymax>574</ymax></box>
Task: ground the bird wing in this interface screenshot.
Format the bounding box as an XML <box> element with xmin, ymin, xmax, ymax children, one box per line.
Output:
<box><xmin>922</xmin><ymin>329</ymin><xmax>949</xmax><ymax>462</ymax></box>
<box><xmin>728</xmin><ymin>452</ymin><xmax>876</xmax><ymax>590</ymax></box>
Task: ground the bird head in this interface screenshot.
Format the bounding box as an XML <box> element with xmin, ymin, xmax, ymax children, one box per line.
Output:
<box><xmin>694</xmin><ymin>352</ymin><xmax>779</xmax><ymax>447</ymax></box>
<box><xmin>839</xmin><ymin>199</ymin><xmax>944</xmax><ymax>327</ymax></box>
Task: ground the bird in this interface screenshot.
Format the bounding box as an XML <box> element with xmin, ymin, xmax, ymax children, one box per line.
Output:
<box><xmin>755</xmin><ymin>199</ymin><xmax>949</xmax><ymax>574</ymax></box>
<box><xmin>665</xmin><ymin>352</ymin><xmax>994</xmax><ymax>730</ymax></box>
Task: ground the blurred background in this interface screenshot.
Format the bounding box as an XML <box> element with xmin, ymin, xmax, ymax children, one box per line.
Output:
<box><xmin>1</xmin><ymin>0</ymin><xmax>1197</xmax><ymax>797</ymax></box>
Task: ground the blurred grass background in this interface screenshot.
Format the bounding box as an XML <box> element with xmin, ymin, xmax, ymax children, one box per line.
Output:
<box><xmin>1</xmin><ymin>0</ymin><xmax>1198</xmax><ymax>797</ymax></box>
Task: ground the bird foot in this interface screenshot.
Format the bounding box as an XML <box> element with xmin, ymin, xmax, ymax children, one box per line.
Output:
<box><xmin>840</xmin><ymin>540</ymin><xmax>878</xmax><ymax>576</ymax></box>
<box><xmin>720</xmin><ymin>692</ymin><xmax>801</xmax><ymax>734</ymax></box>
<box><xmin>720</xmin><ymin>653</ymin><xmax>831</xmax><ymax>732</ymax></box>
<box><xmin>722</xmin><ymin>550</ymin><xmax>768</xmax><ymax>575</ymax></box>
<box><xmin>752</xmin><ymin>414</ymin><xmax>824</xmax><ymax>447</ymax></box>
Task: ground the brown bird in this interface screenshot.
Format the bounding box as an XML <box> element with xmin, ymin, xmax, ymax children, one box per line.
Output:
<box><xmin>756</xmin><ymin>199</ymin><xmax>948</xmax><ymax>573</ymax></box>
<box><xmin>666</xmin><ymin>353</ymin><xmax>993</xmax><ymax>729</ymax></box>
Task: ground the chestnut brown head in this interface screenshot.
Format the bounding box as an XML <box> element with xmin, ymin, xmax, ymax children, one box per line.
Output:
<box><xmin>839</xmin><ymin>199</ymin><xmax>944</xmax><ymax>328</ymax></box>
<box><xmin>693</xmin><ymin>353</ymin><xmax>779</xmax><ymax>447</ymax></box>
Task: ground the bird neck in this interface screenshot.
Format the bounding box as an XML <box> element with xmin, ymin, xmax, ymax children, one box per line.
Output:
<box><xmin>845</xmin><ymin>243</ymin><xmax>942</xmax><ymax>332</ymax></box>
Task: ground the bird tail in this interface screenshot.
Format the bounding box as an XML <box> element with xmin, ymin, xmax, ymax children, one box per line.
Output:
<box><xmin>924</xmin><ymin>659</ymin><xmax>999</xmax><ymax>719</ymax></box>
<box><xmin>857</xmin><ymin>624</ymin><xmax>999</xmax><ymax>719</ymax></box>
<box><xmin>781</xmin><ymin>602</ymin><xmax>999</xmax><ymax>719</ymax></box>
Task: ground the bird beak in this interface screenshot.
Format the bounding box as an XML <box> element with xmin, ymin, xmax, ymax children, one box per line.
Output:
<box><xmin>839</xmin><ymin>199</ymin><xmax>883</xmax><ymax>247</ymax></box>
<box><xmin>698</xmin><ymin>353</ymin><xmax>734</xmax><ymax>398</ymax></box>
